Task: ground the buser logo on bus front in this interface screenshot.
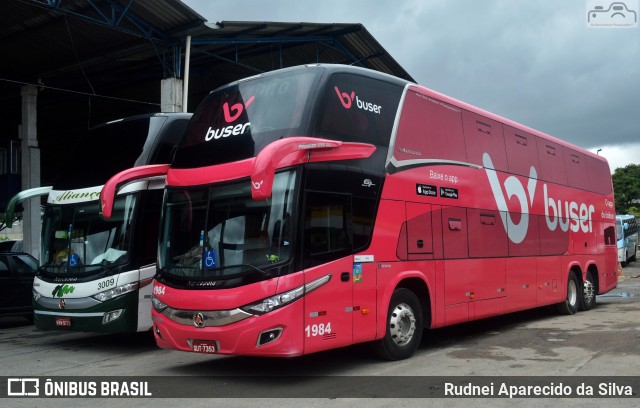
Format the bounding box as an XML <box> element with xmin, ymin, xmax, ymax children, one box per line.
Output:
<box><xmin>204</xmin><ymin>96</ymin><xmax>255</xmax><ymax>141</ymax></box>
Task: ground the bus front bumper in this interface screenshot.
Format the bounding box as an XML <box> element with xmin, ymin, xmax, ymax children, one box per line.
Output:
<box><xmin>33</xmin><ymin>291</ymin><xmax>139</xmax><ymax>333</ymax></box>
<box><xmin>151</xmin><ymin>301</ymin><xmax>304</xmax><ymax>357</ymax></box>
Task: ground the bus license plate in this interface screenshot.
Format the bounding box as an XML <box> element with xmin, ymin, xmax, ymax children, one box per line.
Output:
<box><xmin>191</xmin><ymin>340</ymin><xmax>217</xmax><ymax>354</ymax></box>
<box><xmin>55</xmin><ymin>317</ymin><xmax>71</xmax><ymax>328</ymax></box>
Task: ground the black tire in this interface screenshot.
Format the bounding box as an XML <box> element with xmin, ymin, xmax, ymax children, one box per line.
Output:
<box><xmin>557</xmin><ymin>271</ymin><xmax>580</xmax><ymax>315</ymax></box>
<box><xmin>372</xmin><ymin>288</ymin><xmax>423</xmax><ymax>361</ymax></box>
<box><xmin>579</xmin><ymin>270</ymin><xmax>596</xmax><ymax>311</ymax></box>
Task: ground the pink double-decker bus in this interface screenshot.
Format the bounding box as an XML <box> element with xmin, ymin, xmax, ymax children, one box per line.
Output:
<box><xmin>102</xmin><ymin>64</ymin><xmax>618</xmax><ymax>360</ymax></box>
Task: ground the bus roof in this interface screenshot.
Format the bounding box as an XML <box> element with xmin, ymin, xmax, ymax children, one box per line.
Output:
<box><xmin>409</xmin><ymin>83</ymin><xmax>607</xmax><ymax>166</ymax></box>
<box><xmin>214</xmin><ymin>64</ymin><xmax>606</xmax><ymax>167</ymax></box>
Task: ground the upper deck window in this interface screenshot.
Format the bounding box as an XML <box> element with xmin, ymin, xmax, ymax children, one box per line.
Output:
<box><xmin>312</xmin><ymin>73</ymin><xmax>403</xmax><ymax>147</ymax></box>
<box><xmin>54</xmin><ymin>117</ymin><xmax>158</xmax><ymax>190</ymax></box>
<box><xmin>173</xmin><ymin>69</ymin><xmax>321</xmax><ymax>169</ymax></box>
<box><xmin>394</xmin><ymin>90</ymin><xmax>467</xmax><ymax>163</ymax></box>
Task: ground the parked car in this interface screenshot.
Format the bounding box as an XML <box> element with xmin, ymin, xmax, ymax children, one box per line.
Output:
<box><xmin>0</xmin><ymin>240</ymin><xmax>23</xmax><ymax>252</ymax></box>
<box><xmin>0</xmin><ymin>252</ymin><xmax>38</xmax><ymax>320</ymax></box>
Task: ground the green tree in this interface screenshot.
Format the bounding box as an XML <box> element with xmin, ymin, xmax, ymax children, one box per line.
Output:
<box><xmin>612</xmin><ymin>164</ymin><xmax>640</xmax><ymax>215</ymax></box>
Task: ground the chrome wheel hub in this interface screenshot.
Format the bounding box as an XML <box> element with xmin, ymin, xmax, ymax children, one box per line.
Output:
<box><xmin>389</xmin><ymin>302</ymin><xmax>416</xmax><ymax>346</ymax></box>
<box><xmin>583</xmin><ymin>279</ymin><xmax>595</xmax><ymax>304</ymax></box>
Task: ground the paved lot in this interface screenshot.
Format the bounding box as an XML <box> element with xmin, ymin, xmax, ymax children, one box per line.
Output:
<box><xmin>1</xmin><ymin>262</ymin><xmax>639</xmax><ymax>407</ymax></box>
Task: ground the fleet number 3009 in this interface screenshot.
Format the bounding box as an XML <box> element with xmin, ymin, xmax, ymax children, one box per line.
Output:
<box><xmin>97</xmin><ymin>278</ymin><xmax>115</xmax><ymax>291</ymax></box>
<box><xmin>305</xmin><ymin>323</ymin><xmax>332</xmax><ymax>337</ymax></box>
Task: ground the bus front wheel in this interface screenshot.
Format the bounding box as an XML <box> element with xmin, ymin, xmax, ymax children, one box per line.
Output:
<box><xmin>372</xmin><ymin>288</ymin><xmax>423</xmax><ymax>361</ymax></box>
<box><xmin>557</xmin><ymin>271</ymin><xmax>580</xmax><ymax>315</ymax></box>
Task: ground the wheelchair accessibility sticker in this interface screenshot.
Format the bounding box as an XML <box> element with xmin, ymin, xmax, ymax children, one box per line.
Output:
<box><xmin>203</xmin><ymin>250</ymin><xmax>217</xmax><ymax>269</ymax></box>
<box><xmin>68</xmin><ymin>253</ymin><xmax>80</xmax><ymax>268</ymax></box>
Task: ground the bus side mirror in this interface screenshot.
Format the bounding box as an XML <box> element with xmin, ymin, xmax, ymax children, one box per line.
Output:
<box><xmin>250</xmin><ymin>137</ymin><xmax>376</xmax><ymax>201</ymax></box>
<box><xmin>624</xmin><ymin>223</ymin><xmax>629</xmax><ymax>231</ymax></box>
<box><xmin>5</xmin><ymin>186</ymin><xmax>53</xmax><ymax>228</ymax></box>
<box><xmin>101</xmin><ymin>164</ymin><xmax>170</xmax><ymax>218</ymax></box>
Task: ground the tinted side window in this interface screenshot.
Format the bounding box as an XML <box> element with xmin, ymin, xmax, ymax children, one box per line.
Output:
<box><xmin>352</xmin><ymin>196</ymin><xmax>376</xmax><ymax>252</ymax></box>
<box><xmin>461</xmin><ymin>110</ymin><xmax>507</xmax><ymax>171</ymax></box>
<box><xmin>13</xmin><ymin>255</ymin><xmax>37</xmax><ymax>274</ymax></box>
<box><xmin>313</xmin><ymin>73</ymin><xmax>403</xmax><ymax>146</ymax></box>
<box><xmin>537</xmin><ymin>138</ymin><xmax>567</xmax><ymax>186</ymax></box>
<box><xmin>504</xmin><ymin>126</ymin><xmax>540</xmax><ymax>178</ymax></box>
<box><xmin>394</xmin><ymin>90</ymin><xmax>467</xmax><ymax>163</ymax></box>
<box><xmin>303</xmin><ymin>192</ymin><xmax>351</xmax><ymax>268</ymax></box>
<box><xmin>149</xmin><ymin>119</ymin><xmax>190</xmax><ymax>164</ymax></box>
<box><xmin>134</xmin><ymin>190</ymin><xmax>165</xmax><ymax>266</ymax></box>
<box><xmin>565</xmin><ymin>150</ymin><xmax>589</xmax><ymax>191</ymax></box>
<box><xmin>54</xmin><ymin>118</ymin><xmax>152</xmax><ymax>189</ymax></box>
<box><xmin>587</xmin><ymin>156</ymin><xmax>613</xmax><ymax>195</ymax></box>
<box><xmin>0</xmin><ymin>255</ymin><xmax>9</xmax><ymax>276</ymax></box>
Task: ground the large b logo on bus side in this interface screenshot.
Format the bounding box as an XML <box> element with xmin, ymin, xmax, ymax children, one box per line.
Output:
<box><xmin>483</xmin><ymin>153</ymin><xmax>537</xmax><ymax>244</ymax></box>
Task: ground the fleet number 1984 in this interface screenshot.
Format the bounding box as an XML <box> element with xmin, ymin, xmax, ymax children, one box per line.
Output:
<box><xmin>305</xmin><ymin>323</ymin><xmax>332</xmax><ymax>337</ymax></box>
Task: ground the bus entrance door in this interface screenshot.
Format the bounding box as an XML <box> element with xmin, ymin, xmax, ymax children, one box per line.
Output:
<box><xmin>303</xmin><ymin>257</ymin><xmax>353</xmax><ymax>354</ymax></box>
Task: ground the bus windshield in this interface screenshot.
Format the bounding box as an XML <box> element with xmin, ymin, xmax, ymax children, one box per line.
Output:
<box><xmin>159</xmin><ymin>171</ymin><xmax>297</xmax><ymax>279</ymax></box>
<box><xmin>172</xmin><ymin>69</ymin><xmax>320</xmax><ymax>169</ymax></box>
<box><xmin>41</xmin><ymin>194</ymin><xmax>137</xmax><ymax>275</ymax></box>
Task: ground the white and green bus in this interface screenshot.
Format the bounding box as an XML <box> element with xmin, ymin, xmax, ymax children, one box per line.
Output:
<box><xmin>8</xmin><ymin>113</ymin><xmax>190</xmax><ymax>332</ymax></box>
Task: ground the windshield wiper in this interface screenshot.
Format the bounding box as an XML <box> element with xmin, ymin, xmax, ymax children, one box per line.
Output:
<box><xmin>170</xmin><ymin>263</ymin><xmax>272</xmax><ymax>278</ymax></box>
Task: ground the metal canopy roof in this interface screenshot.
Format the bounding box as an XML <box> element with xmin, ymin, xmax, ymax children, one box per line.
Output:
<box><xmin>2</xmin><ymin>0</ymin><xmax>413</xmax><ymax>94</ymax></box>
<box><xmin>0</xmin><ymin>0</ymin><xmax>414</xmax><ymax>187</ymax></box>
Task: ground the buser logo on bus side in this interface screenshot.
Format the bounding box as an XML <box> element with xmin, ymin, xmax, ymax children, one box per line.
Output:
<box><xmin>483</xmin><ymin>152</ymin><xmax>595</xmax><ymax>244</ymax></box>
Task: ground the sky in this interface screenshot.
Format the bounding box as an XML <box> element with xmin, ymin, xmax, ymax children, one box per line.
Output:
<box><xmin>182</xmin><ymin>0</ymin><xmax>640</xmax><ymax>173</ymax></box>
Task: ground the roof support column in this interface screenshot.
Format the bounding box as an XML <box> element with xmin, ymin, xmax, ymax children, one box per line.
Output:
<box><xmin>20</xmin><ymin>84</ymin><xmax>41</xmax><ymax>258</ymax></box>
<box><xmin>160</xmin><ymin>78</ymin><xmax>183</xmax><ymax>112</ymax></box>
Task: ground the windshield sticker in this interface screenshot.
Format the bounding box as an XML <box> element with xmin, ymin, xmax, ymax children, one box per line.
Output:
<box><xmin>68</xmin><ymin>253</ymin><xmax>80</xmax><ymax>268</ymax></box>
<box><xmin>203</xmin><ymin>250</ymin><xmax>217</xmax><ymax>270</ymax></box>
<box><xmin>335</xmin><ymin>86</ymin><xmax>382</xmax><ymax>115</ymax></box>
<box><xmin>205</xmin><ymin>96</ymin><xmax>255</xmax><ymax>141</ymax></box>
<box><xmin>223</xmin><ymin>96</ymin><xmax>254</xmax><ymax>122</ymax></box>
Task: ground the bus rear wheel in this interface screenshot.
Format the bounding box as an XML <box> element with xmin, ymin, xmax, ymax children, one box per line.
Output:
<box><xmin>557</xmin><ymin>271</ymin><xmax>579</xmax><ymax>315</ymax></box>
<box><xmin>579</xmin><ymin>270</ymin><xmax>596</xmax><ymax>311</ymax></box>
<box><xmin>372</xmin><ymin>288</ymin><xmax>423</xmax><ymax>361</ymax></box>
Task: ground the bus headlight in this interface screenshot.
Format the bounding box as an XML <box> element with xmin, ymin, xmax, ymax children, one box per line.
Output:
<box><xmin>240</xmin><ymin>274</ymin><xmax>331</xmax><ymax>315</ymax></box>
<box><xmin>151</xmin><ymin>295</ymin><xmax>168</xmax><ymax>312</ymax></box>
<box><xmin>91</xmin><ymin>282</ymin><xmax>139</xmax><ymax>302</ymax></box>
